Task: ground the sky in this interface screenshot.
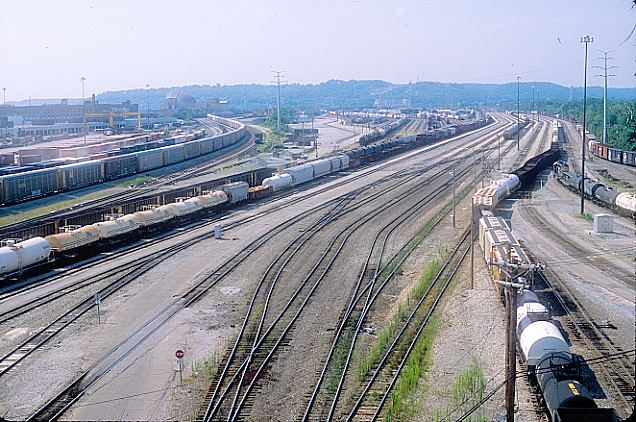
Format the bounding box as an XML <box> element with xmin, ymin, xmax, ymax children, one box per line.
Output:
<box><xmin>0</xmin><ymin>0</ymin><xmax>634</xmax><ymax>101</ymax></box>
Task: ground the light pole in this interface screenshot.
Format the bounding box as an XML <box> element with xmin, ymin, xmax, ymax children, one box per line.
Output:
<box><xmin>2</xmin><ymin>88</ymin><xmax>5</xmax><ymax>139</ymax></box>
<box><xmin>81</xmin><ymin>77</ymin><xmax>87</xmax><ymax>144</ymax></box>
<box><xmin>580</xmin><ymin>35</ymin><xmax>593</xmax><ymax>215</ymax></box>
<box><xmin>450</xmin><ymin>164</ymin><xmax>456</xmax><ymax>228</ymax></box>
<box><xmin>536</xmin><ymin>89</ymin><xmax>540</xmax><ymax>122</ymax></box>
<box><xmin>531</xmin><ymin>84</ymin><xmax>535</xmax><ymax>122</ymax></box>
<box><xmin>146</xmin><ymin>84</ymin><xmax>151</xmax><ymax>130</ymax></box>
<box><xmin>516</xmin><ymin>76</ymin><xmax>520</xmax><ymax>151</ymax></box>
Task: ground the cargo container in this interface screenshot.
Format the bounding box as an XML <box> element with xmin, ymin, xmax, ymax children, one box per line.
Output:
<box><xmin>0</xmin><ymin>153</ymin><xmax>15</xmax><ymax>166</ymax></box>
<box><xmin>135</xmin><ymin>149</ymin><xmax>164</xmax><ymax>172</ymax></box>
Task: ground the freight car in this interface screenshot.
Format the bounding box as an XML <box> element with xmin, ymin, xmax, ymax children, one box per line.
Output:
<box><xmin>554</xmin><ymin>170</ymin><xmax>635</xmax><ymax>219</ymax></box>
<box><xmin>587</xmin><ymin>134</ymin><xmax>636</xmax><ymax>168</ymax></box>
<box><xmin>516</xmin><ymin>289</ymin><xmax>618</xmax><ymax>422</ymax></box>
<box><xmin>0</xmin><ymin>115</ymin><xmax>247</xmax><ymax>205</ymax></box>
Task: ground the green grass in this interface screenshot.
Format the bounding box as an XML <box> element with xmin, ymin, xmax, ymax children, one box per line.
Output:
<box><xmin>431</xmin><ymin>361</ymin><xmax>488</xmax><ymax>422</ymax></box>
<box><xmin>576</xmin><ymin>212</ymin><xmax>594</xmax><ymax>221</ymax></box>
<box><xmin>384</xmin><ymin>316</ymin><xmax>440</xmax><ymax>421</ymax></box>
<box><xmin>113</xmin><ymin>175</ymin><xmax>153</xmax><ymax>187</ymax></box>
<box><xmin>326</xmin><ymin>332</ymin><xmax>353</xmax><ymax>393</ymax></box>
<box><xmin>257</xmin><ymin>125</ymin><xmax>289</xmax><ymax>153</ymax></box>
<box><xmin>357</xmin><ymin>259</ymin><xmax>440</xmax><ymax>381</ymax></box>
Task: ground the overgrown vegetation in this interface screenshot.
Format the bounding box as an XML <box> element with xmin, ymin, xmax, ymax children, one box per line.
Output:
<box><xmin>430</xmin><ymin>361</ymin><xmax>488</xmax><ymax>422</ymax></box>
<box><xmin>576</xmin><ymin>212</ymin><xmax>594</xmax><ymax>221</ymax></box>
<box><xmin>357</xmin><ymin>259</ymin><xmax>440</xmax><ymax>381</ymax></box>
<box><xmin>384</xmin><ymin>316</ymin><xmax>440</xmax><ymax>421</ymax></box>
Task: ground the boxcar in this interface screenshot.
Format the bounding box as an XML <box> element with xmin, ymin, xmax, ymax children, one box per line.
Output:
<box><xmin>212</xmin><ymin>136</ymin><xmax>224</xmax><ymax>151</ymax></box>
<box><xmin>0</xmin><ymin>168</ymin><xmax>58</xmax><ymax>203</ymax></box>
<box><xmin>623</xmin><ymin>150</ymin><xmax>636</xmax><ymax>167</ymax></box>
<box><xmin>135</xmin><ymin>150</ymin><xmax>164</xmax><ymax>172</ymax></box>
<box><xmin>103</xmin><ymin>155</ymin><xmax>138</xmax><ymax>180</ymax></box>
<box><xmin>199</xmin><ymin>137</ymin><xmax>216</xmax><ymax>154</ymax></box>
<box><xmin>607</xmin><ymin>147</ymin><xmax>623</xmax><ymax>164</ymax></box>
<box><xmin>161</xmin><ymin>144</ymin><xmax>185</xmax><ymax>166</ymax></box>
<box><xmin>183</xmin><ymin>141</ymin><xmax>202</xmax><ymax>160</ymax></box>
<box><xmin>57</xmin><ymin>161</ymin><xmax>104</xmax><ymax>190</ymax></box>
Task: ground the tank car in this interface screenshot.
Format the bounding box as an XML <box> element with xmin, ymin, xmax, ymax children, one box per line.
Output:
<box><xmin>197</xmin><ymin>190</ymin><xmax>228</xmax><ymax>209</ymax></box>
<box><xmin>0</xmin><ymin>237</ymin><xmax>52</xmax><ymax>277</ymax></box>
<box><xmin>132</xmin><ymin>207</ymin><xmax>174</xmax><ymax>228</ymax></box>
<box><xmin>45</xmin><ymin>226</ymin><xmax>100</xmax><ymax>255</ymax></box>
<box><xmin>536</xmin><ymin>352</ymin><xmax>605</xmax><ymax>422</ymax></box>
<box><xmin>615</xmin><ymin>192</ymin><xmax>636</xmax><ymax>216</ymax></box>
<box><xmin>91</xmin><ymin>215</ymin><xmax>141</xmax><ymax>241</ymax></box>
<box><xmin>262</xmin><ymin>174</ymin><xmax>293</xmax><ymax>192</ymax></box>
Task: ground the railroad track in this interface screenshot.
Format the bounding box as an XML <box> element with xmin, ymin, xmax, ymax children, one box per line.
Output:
<box><xmin>520</xmin><ymin>205</ymin><xmax>634</xmax><ymax>286</ymax></box>
<box><xmin>197</xmin><ymin>156</ymin><xmax>473</xmax><ymax>421</ymax></box>
<box><xmin>536</xmin><ymin>268</ymin><xmax>635</xmax><ymax>417</ymax></box>
<box><xmin>339</xmin><ymin>230</ymin><xmax>471</xmax><ymax>421</ymax></box>
<box><xmin>0</xmin><ymin>124</ymin><xmax>252</xmax><ymax>237</ymax></box>
<box><xmin>9</xmin><ymin>116</ymin><xmax>511</xmax><ymax>419</ymax></box>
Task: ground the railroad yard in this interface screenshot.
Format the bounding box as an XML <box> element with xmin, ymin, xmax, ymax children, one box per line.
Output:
<box><xmin>0</xmin><ymin>110</ymin><xmax>634</xmax><ymax>422</ymax></box>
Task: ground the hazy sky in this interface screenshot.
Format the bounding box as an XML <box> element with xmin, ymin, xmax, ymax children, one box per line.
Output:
<box><xmin>1</xmin><ymin>1</ymin><xmax>634</xmax><ymax>101</ymax></box>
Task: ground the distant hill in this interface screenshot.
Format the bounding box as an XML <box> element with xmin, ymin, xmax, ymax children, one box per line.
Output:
<box><xmin>10</xmin><ymin>80</ymin><xmax>636</xmax><ymax>111</ymax></box>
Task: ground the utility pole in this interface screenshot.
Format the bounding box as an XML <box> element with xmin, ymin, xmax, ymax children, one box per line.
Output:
<box><xmin>516</xmin><ymin>76</ymin><xmax>520</xmax><ymax>151</ymax></box>
<box><xmin>146</xmin><ymin>84</ymin><xmax>151</xmax><ymax>130</ymax></box>
<box><xmin>505</xmin><ymin>278</ymin><xmax>517</xmax><ymax>422</ymax></box>
<box><xmin>536</xmin><ymin>89</ymin><xmax>540</xmax><ymax>123</ymax></box>
<box><xmin>580</xmin><ymin>35</ymin><xmax>593</xmax><ymax>215</ymax></box>
<box><xmin>272</xmin><ymin>70</ymin><xmax>284</xmax><ymax>131</ymax></box>
<box><xmin>81</xmin><ymin>77</ymin><xmax>87</xmax><ymax>144</ymax></box>
<box><xmin>594</xmin><ymin>50</ymin><xmax>616</xmax><ymax>144</ymax></box>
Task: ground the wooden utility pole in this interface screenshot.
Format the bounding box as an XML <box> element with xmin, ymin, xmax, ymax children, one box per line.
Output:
<box><xmin>504</xmin><ymin>247</ymin><xmax>517</xmax><ymax>422</ymax></box>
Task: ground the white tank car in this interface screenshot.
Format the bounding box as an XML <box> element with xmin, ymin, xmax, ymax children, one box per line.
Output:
<box><xmin>516</xmin><ymin>290</ymin><xmax>569</xmax><ymax>367</ymax></box>
<box><xmin>262</xmin><ymin>174</ymin><xmax>293</xmax><ymax>192</ymax></box>
<box><xmin>91</xmin><ymin>216</ymin><xmax>141</xmax><ymax>239</ymax></box>
<box><xmin>284</xmin><ymin>164</ymin><xmax>313</xmax><ymax>185</ymax></box>
<box><xmin>0</xmin><ymin>237</ymin><xmax>51</xmax><ymax>276</ymax></box>
<box><xmin>45</xmin><ymin>226</ymin><xmax>100</xmax><ymax>252</ymax></box>
<box><xmin>491</xmin><ymin>174</ymin><xmax>520</xmax><ymax>199</ymax></box>
<box><xmin>132</xmin><ymin>207</ymin><xmax>174</xmax><ymax>227</ymax></box>
<box><xmin>615</xmin><ymin>192</ymin><xmax>636</xmax><ymax>214</ymax></box>
<box><xmin>197</xmin><ymin>190</ymin><xmax>228</xmax><ymax>208</ymax></box>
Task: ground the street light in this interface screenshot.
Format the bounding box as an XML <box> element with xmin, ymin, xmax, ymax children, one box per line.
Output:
<box><xmin>146</xmin><ymin>84</ymin><xmax>150</xmax><ymax>130</ymax></box>
<box><xmin>81</xmin><ymin>77</ymin><xmax>86</xmax><ymax>144</ymax></box>
<box><xmin>2</xmin><ymin>88</ymin><xmax>5</xmax><ymax>139</ymax></box>
<box><xmin>580</xmin><ymin>35</ymin><xmax>593</xmax><ymax>215</ymax></box>
<box><xmin>450</xmin><ymin>164</ymin><xmax>456</xmax><ymax>228</ymax></box>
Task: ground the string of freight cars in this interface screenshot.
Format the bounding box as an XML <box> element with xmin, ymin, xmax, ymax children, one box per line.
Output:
<box><xmin>1</xmin><ymin>117</ymin><xmax>495</xmax><ymax>280</ymax></box>
<box><xmin>0</xmin><ymin>115</ymin><xmax>245</xmax><ymax>205</ymax></box>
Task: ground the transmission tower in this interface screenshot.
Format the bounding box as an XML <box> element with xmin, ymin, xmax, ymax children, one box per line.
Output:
<box><xmin>594</xmin><ymin>50</ymin><xmax>617</xmax><ymax>144</ymax></box>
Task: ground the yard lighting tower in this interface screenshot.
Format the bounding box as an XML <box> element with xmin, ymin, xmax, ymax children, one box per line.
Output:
<box><xmin>580</xmin><ymin>35</ymin><xmax>593</xmax><ymax>215</ymax></box>
<box><xmin>516</xmin><ymin>76</ymin><xmax>520</xmax><ymax>151</ymax></box>
<box><xmin>81</xmin><ymin>77</ymin><xmax>87</xmax><ymax>144</ymax></box>
<box><xmin>2</xmin><ymin>87</ymin><xmax>5</xmax><ymax>139</ymax></box>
